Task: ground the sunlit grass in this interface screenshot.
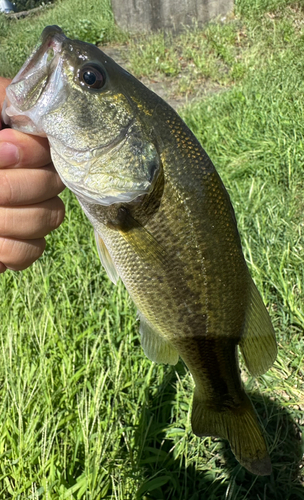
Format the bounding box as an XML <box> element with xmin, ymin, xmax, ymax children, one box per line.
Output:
<box><xmin>0</xmin><ymin>0</ymin><xmax>126</xmax><ymax>78</ymax></box>
<box><xmin>128</xmin><ymin>1</ymin><xmax>304</xmax><ymax>97</ymax></box>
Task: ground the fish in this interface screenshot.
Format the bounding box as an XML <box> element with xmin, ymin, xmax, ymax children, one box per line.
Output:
<box><xmin>2</xmin><ymin>25</ymin><xmax>277</xmax><ymax>475</ymax></box>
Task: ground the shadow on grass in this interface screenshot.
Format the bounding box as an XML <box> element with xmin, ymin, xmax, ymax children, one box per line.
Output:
<box><xmin>133</xmin><ymin>362</ymin><xmax>304</xmax><ymax>500</ymax></box>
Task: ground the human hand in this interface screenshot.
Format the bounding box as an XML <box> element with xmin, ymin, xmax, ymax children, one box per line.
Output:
<box><xmin>0</xmin><ymin>77</ymin><xmax>65</xmax><ymax>273</ymax></box>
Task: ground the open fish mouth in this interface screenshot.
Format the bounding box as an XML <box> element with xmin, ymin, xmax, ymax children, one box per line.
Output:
<box><xmin>2</xmin><ymin>26</ymin><xmax>67</xmax><ymax>135</ymax></box>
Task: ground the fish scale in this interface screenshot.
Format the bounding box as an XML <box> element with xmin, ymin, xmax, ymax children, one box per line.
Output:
<box><xmin>2</xmin><ymin>25</ymin><xmax>277</xmax><ymax>476</ymax></box>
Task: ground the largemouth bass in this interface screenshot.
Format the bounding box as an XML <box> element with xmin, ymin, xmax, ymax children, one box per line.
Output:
<box><xmin>2</xmin><ymin>26</ymin><xmax>277</xmax><ymax>475</ymax></box>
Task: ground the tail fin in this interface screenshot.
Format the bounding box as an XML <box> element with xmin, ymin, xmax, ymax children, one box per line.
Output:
<box><xmin>191</xmin><ymin>388</ymin><xmax>272</xmax><ymax>476</ymax></box>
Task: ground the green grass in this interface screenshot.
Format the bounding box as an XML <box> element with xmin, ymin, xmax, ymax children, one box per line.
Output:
<box><xmin>127</xmin><ymin>1</ymin><xmax>304</xmax><ymax>96</ymax></box>
<box><xmin>0</xmin><ymin>0</ymin><xmax>125</xmax><ymax>78</ymax></box>
<box><xmin>0</xmin><ymin>0</ymin><xmax>304</xmax><ymax>498</ymax></box>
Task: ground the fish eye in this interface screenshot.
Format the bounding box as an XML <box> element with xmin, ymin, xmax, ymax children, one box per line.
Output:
<box><xmin>78</xmin><ymin>64</ymin><xmax>106</xmax><ymax>90</ymax></box>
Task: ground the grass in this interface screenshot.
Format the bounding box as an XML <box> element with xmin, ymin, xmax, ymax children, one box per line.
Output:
<box><xmin>0</xmin><ymin>0</ymin><xmax>304</xmax><ymax>498</ymax></box>
<box><xmin>127</xmin><ymin>1</ymin><xmax>304</xmax><ymax>97</ymax></box>
<box><xmin>0</xmin><ymin>0</ymin><xmax>125</xmax><ymax>78</ymax></box>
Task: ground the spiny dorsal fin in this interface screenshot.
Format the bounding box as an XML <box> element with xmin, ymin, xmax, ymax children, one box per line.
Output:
<box><xmin>239</xmin><ymin>279</ymin><xmax>277</xmax><ymax>377</ymax></box>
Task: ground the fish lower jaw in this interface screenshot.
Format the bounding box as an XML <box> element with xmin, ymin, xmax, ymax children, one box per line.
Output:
<box><xmin>1</xmin><ymin>101</ymin><xmax>46</xmax><ymax>137</ymax></box>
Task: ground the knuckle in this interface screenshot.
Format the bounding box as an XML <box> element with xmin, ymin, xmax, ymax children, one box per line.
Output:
<box><xmin>0</xmin><ymin>172</ymin><xmax>14</xmax><ymax>206</ymax></box>
<box><xmin>47</xmin><ymin>197</ymin><xmax>65</xmax><ymax>231</ymax></box>
<box><xmin>0</xmin><ymin>237</ymin><xmax>46</xmax><ymax>270</ymax></box>
<box><xmin>0</xmin><ymin>207</ymin><xmax>11</xmax><ymax>236</ymax></box>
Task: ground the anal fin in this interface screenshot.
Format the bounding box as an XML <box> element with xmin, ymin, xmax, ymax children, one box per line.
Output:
<box><xmin>139</xmin><ymin>313</ymin><xmax>179</xmax><ymax>365</ymax></box>
<box><xmin>239</xmin><ymin>279</ymin><xmax>277</xmax><ymax>376</ymax></box>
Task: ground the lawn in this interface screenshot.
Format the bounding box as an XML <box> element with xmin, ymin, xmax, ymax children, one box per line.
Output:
<box><xmin>0</xmin><ymin>0</ymin><xmax>303</xmax><ymax>498</ymax></box>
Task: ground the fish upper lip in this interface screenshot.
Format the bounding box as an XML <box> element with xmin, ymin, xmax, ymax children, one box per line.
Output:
<box><xmin>2</xmin><ymin>31</ymin><xmax>66</xmax><ymax>131</ymax></box>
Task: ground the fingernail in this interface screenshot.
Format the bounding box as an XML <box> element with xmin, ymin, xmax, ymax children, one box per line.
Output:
<box><xmin>0</xmin><ymin>142</ymin><xmax>19</xmax><ymax>167</ymax></box>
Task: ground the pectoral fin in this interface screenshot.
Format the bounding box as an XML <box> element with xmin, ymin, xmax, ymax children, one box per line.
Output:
<box><xmin>118</xmin><ymin>209</ymin><xmax>167</xmax><ymax>268</ymax></box>
<box><xmin>94</xmin><ymin>231</ymin><xmax>119</xmax><ymax>285</ymax></box>
<box><xmin>239</xmin><ymin>280</ymin><xmax>277</xmax><ymax>377</ymax></box>
<box><xmin>139</xmin><ymin>313</ymin><xmax>179</xmax><ymax>365</ymax></box>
